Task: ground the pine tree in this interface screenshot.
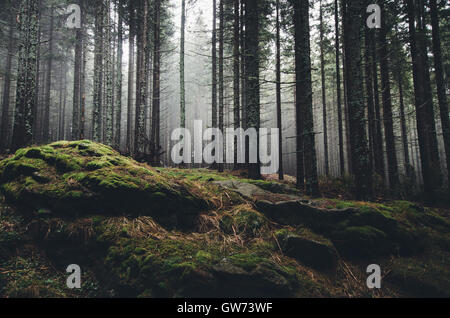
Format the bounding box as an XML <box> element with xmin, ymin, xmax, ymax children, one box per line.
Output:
<box><xmin>12</xmin><ymin>0</ymin><xmax>40</xmax><ymax>150</ymax></box>
<box><xmin>342</xmin><ymin>0</ymin><xmax>372</xmax><ymax>199</ymax></box>
<box><xmin>292</xmin><ymin>0</ymin><xmax>318</xmax><ymax>195</ymax></box>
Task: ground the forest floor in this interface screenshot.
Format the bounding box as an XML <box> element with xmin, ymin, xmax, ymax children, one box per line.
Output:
<box><xmin>0</xmin><ymin>140</ymin><xmax>449</xmax><ymax>297</ymax></box>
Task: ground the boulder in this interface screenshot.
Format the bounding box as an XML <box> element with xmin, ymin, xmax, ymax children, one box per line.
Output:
<box><xmin>275</xmin><ymin>230</ymin><xmax>338</xmax><ymax>270</ymax></box>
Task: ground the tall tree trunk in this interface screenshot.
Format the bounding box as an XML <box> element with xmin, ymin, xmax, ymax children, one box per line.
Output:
<box><xmin>218</xmin><ymin>0</ymin><xmax>224</xmax><ymax>172</ymax></box>
<box><xmin>244</xmin><ymin>0</ymin><xmax>261</xmax><ymax>179</ymax></box>
<box><xmin>115</xmin><ymin>0</ymin><xmax>123</xmax><ymax>150</ymax></box>
<box><xmin>233</xmin><ymin>0</ymin><xmax>241</xmax><ymax>170</ymax></box>
<box><xmin>93</xmin><ymin>1</ymin><xmax>104</xmax><ymax>142</ymax></box>
<box><xmin>151</xmin><ymin>0</ymin><xmax>161</xmax><ymax>166</ymax></box>
<box><xmin>319</xmin><ymin>0</ymin><xmax>329</xmax><ymax>177</ymax></box>
<box><xmin>430</xmin><ymin>0</ymin><xmax>450</xmax><ymax>189</ymax></box>
<box><xmin>342</xmin><ymin>0</ymin><xmax>372</xmax><ymax>199</ymax></box>
<box><xmin>180</xmin><ymin>0</ymin><xmax>186</xmax><ymax>128</ymax></box>
<box><xmin>370</xmin><ymin>33</ymin><xmax>385</xmax><ymax>179</ymax></box>
<box><xmin>12</xmin><ymin>0</ymin><xmax>39</xmax><ymax>150</ymax></box>
<box><xmin>292</xmin><ymin>0</ymin><xmax>318</xmax><ymax>195</ymax></box>
<box><xmin>43</xmin><ymin>5</ymin><xmax>54</xmax><ymax>143</ymax></box>
<box><xmin>212</xmin><ymin>0</ymin><xmax>217</xmax><ymax>131</ymax></box>
<box><xmin>127</xmin><ymin>2</ymin><xmax>135</xmax><ymax>154</ymax></box>
<box><xmin>80</xmin><ymin>22</ymin><xmax>87</xmax><ymax>140</ymax></box>
<box><xmin>365</xmin><ymin>26</ymin><xmax>376</xmax><ymax>177</ymax></box>
<box><xmin>276</xmin><ymin>0</ymin><xmax>283</xmax><ymax>180</ymax></box>
<box><xmin>378</xmin><ymin>1</ymin><xmax>399</xmax><ymax>188</ymax></box>
<box><xmin>240</xmin><ymin>0</ymin><xmax>246</xmax><ymax>130</ymax></box>
<box><xmin>397</xmin><ymin>73</ymin><xmax>411</xmax><ymax>173</ymax></box>
<box><xmin>135</xmin><ymin>0</ymin><xmax>148</xmax><ymax>158</ymax></box>
<box><xmin>32</xmin><ymin>0</ymin><xmax>42</xmax><ymax>143</ymax></box>
<box><xmin>407</xmin><ymin>0</ymin><xmax>441</xmax><ymax>197</ymax></box>
<box><xmin>72</xmin><ymin>0</ymin><xmax>83</xmax><ymax>140</ymax></box>
<box><xmin>0</xmin><ymin>14</ymin><xmax>15</xmax><ymax>151</ymax></box>
<box><xmin>334</xmin><ymin>0</ymin><xmax>345</xmax><ymax>175</ymax></box>
<box><xmin>104</xmin><ymin>0</ymin><xmax>113</xmax><ymax>146</ymax></box>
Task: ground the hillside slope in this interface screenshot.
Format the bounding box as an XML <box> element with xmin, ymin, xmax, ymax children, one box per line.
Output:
<box><xmin>0</xmin><ymin>141</ymin><xmax>449</xmax><ymax>297</ymax></box>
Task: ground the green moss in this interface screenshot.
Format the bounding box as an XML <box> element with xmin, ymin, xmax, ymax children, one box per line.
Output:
<box><xmin>389</xmin><ymin>255</ymin><xmax>450</xmax><ymax>297</ymax></box>
<box><xmin>331</xmin><ymin>226</ymin><xmax>392</xmax><ymax>258</ymax></box>
<box><xmin>0</xmin><ymin>141</ymin><xmax>207</xmax><ymax>228</ymax></box>
<box><xmin>219</xmin><ymin>206</ymin><xmax>268</xmax><ymax>237</ymax></box>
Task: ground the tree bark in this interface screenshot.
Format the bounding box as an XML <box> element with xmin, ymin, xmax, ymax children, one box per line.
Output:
<box><xmin>342</xmin><ymin>0</ymin><xmax>372</xmax><ymax>199</ymax></box>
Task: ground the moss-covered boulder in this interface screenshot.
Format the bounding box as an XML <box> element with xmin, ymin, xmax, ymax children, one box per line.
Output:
<box><xmin>274</xmin><ymin>229</ymin><xmax>338</xmax><ymax>270</ymax></box>
<box><xmin>0</xmin><ymin>141</ymin><xmax>206</xmax><ymax>229</ymax></box>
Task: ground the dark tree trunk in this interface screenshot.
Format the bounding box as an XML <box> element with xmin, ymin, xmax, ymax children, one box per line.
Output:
<box><xmin>334</xmin><ymin>0</ymin><xmax>345</xmax><ymax>175</ymax></box>
<box><xmin>43</xmin><ymin>5</ymin><xmax>54</xmax><ymax>143</ymax></box>
<box><xmin>430</xmin><ymin>0</ymin><xmax>450</xmax><ymax>189</ymax></box>
<box><xmin>115</xmin><ymin>0</ymin><xmax>123</xmax><ymax>150</ymax></box>
<box><xmin>244</xmin><ymin>0</ymin><xmax>261</xmax><ymax>179</ymax></box>
<box><xmin>72</xmin><ymin>0</ymin><xmax>83</xmax><ymax>140</ymax></box>
<box><xmin>319</xmin><ymin>0</ymin><xmax>329</xmax><ymax>177</ymax></box>
<box><xmin>407</xmin><ymin>0</ymin><xmax>442</xmax><ymax>197</ymax></box>
<box><xmin>151</xmin><ymin>0</ymin><xmax>161</xmax><ymax>166</ymax></box>
<box><xmin>127</xmin><ymin>2</ymin><xmax>135</xmax><ymax>154</ymax></box>
<box><xmin>365</xmin><ymin>26</ymin><xmax>376</xmax><ymax>177</ymax></box>
<box><xmin>342</xmin><ymin>0</ymin><xmax>372</xmax><ymax>199</ymax></box>
<box><xmin>218</xmin><ymin>0</ymin><xmax>224</xmax><ymax>172</ymax></box>
<box><xmin>93</xmin><ymin>1</ymin><xmax>104</xmax><ymax>142</ymax></box>
<box><xmin>370</xmin><ymin>33</ymin><xmax>385</xmax><ymax>179</ymax></box>
<box><xmin>233</xmin><ymin>0</ymin><xmax>241</xmax><ymax>170</ymax></box>
<box><xmin>378</xmin><ymin>2</ymin><xmax>399</xmax><ymax>188</ymax></box>
<box><xmin>0</xmin><ymin>14</ymin><xmax>15</xmax><ymax>152</ymax></box>
<box><xmin>12</xmin><ymin>0</ymin><xmax>39</xmax><ymax>151</ymax></box>
<box><xmin>292</xmin><ymin>0</ymin><xmax>319</xmax><ymax>195</ymax></box>
<box><xmin>180</xmin><ymin>0</ymin><xmax>186</xmax><ymax>128</ymax></box>
<box><xmin>276</xmin><ymin>0</ymin><xmax>283</xmax><ymax>180</ymax></box>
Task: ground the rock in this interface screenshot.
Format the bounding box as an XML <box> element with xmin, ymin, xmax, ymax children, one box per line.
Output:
<box><xmin>214</xmin><ymin>180</ymin><xmax>301</xmax><ymax>203</ymax></box>
<box><xmin>213</xmin><ymin>180</ymin><xmax>269</xmax><ymax>199</ymax></box>
<box><xmin>0</xmin><ymin>141</ymin><xmax>207</xmax><ymax>230</ymax></box>
<box><xmin>275</xmin><ymin>230</ymin><xmax>338</xmax><ymax>270</ymax></box>
<box><xmin>211</xmin><ymin>261</ymin><xmax>295</xmax><ymax>297</ymax></box>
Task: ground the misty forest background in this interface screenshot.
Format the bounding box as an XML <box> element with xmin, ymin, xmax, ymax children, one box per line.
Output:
<box><xmin>0</xmin><ymin>0</ymin><xmax>449</xmax><ymax>202</ymax></box>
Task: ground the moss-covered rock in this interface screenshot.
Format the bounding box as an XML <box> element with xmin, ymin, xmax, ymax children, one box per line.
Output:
<box><xmin>274</xmin><ymin>229</ymin><xmax>338</xmax><ymax>270</ymax></box>
<box><xmin>0</xmin><ymin>141</ymin><xmax>208</xmax><ymax>229</ymax></box>
<box><xmin>219</xmin><ymin>205</ymin><xmax>268</xmax><ymax>237</ymax></box>
<box><xmin>387</xmin><ymin>256</ymin><xmax>450</xmax><ymax>297</ymax></box>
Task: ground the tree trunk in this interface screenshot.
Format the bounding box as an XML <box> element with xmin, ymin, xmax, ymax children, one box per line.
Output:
<box><xmin>407</xmin><ymin>0</ymin><xmax>441</xmax><ymax>197</ymax></box>
<box><xmin>365</xmin><ymin>26</ymin><xmax>376</xmax><ymax>177</ymax></box>
<box><xmin>276</xmin><ymin>0</ymin><xmax>283</xmax><ymax>180</ymax></box>
<box><xmin>0</xmin><ymin>14</ymin><xmax>15</xmax><ymax>151</ymax></box>
<box><xmin>378</xmin><ymin>1</ymin><xmax>399</xmax><ymax>188</ymax></box>
<box><xmin>342</xmin><ymin>0</ymin><xmax>372</xmax><ymax>199</ymax></box>
<box><xmin>151</xmin><ymin>0</ymin><xmax>161</xmax><ymax>166</ymax></box>
<box><xmin>334</xmin><ymin>0</ymin><xmax>345</xmax><ymax>176</ymax></box>
<box><xmin>135</xmin><ymin>0</ymin><xmax>148</xmax><ymax>158</ymax></box>
<box><xmin>12</xmin><ymin>0</ymin><xmax>39</xmax><ymax>150</ymax></box>
<box><xmin>218</xmin><ymin>0</ymin><xmax>224</xmax><ymax>172</ymax></box>
<box><xmin>127</xmin><ymin>2</ymin><xmax>135</xmax><ymax>154</ymax></box>
<box><xmin>93</xmin><ymin>1</ymin><xmax>104</xmax><ymax>142</ymax></box>
<box><xmin>319</xmin><ymin>0</ymin><xmax>329</xmax><ymax>177</ymax></box>
<box><xmin>43</xmin><ymin>5</ymin><xmax>54</xmax><ymax>143</ymax></box>
<box><xmin>233</xmin><ymin>0</ymin><xmax>241</xmax><ymax>170</ymax></box>
<box><xmin>72</xmin><ymin>0</ymin><xmax>83</xmax><ymax>140</ymax></box>
<box><xmin>292</xmin><ymin>0</ymin><xmax>318</xmax><ymax>195</ymax></box>
<box><xmin>244</xmin><ymin>0</ymin><xmax>261</xmax><ymax>179</ymax></box>
<box><xmin>115</xmin><ymin>0</ymin><xmax>123</xmax><ymax>150</ymax></box>
<box><xmin>430</xmin><ymin>0</ymin><xmax>450</xmax><ymax>189</ymax></box>
<box><xmin>180</xmin><ymin>0</ymin><xmax>186</xmax><ymax>129</ymax></box>
<box><xmin>104</xmin><ymin>0</ymin><xmax>114</xmax><ymax>146</ymax></box>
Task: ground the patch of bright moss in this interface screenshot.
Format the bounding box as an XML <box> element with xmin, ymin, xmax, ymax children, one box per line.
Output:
<box><xmin>0</xmin><ymin>141</ymin><xmax>208</xmax><ymax>229</ymax></box>
<box><xmin>219</xmin><ymin>205</ymin><xmax>268</xmax><ymax>237</ymax></box>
